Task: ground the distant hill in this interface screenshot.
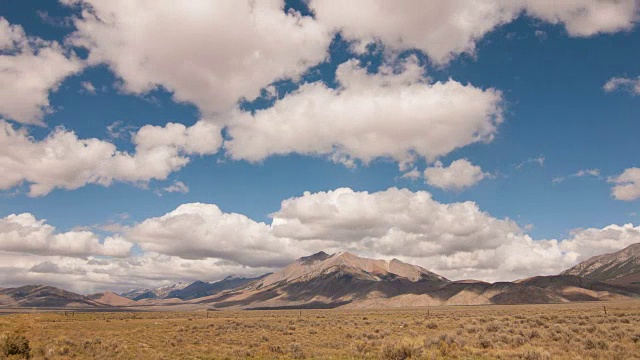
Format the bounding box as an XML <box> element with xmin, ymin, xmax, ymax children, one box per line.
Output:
<box><xmin>119</xmin><ymin>276</ymin><xmax>267</xmax><ymax>301</ymax></box>
<box><xmin>88</xmin><ymin>291</ymin><xmax>135</xmax><ymax>306</ymax></box>
<box><xmin>120</xmin><ymin>282</ymin><xmax>189</xmax><ymax>301</ymax></box>
<box><xmin>561</xmin><ymin>243</ymin><xmax>640</xmax><ymax>285</ymax></box>
<box><xmin>166</xmin><ymin>275</ymin><xmax>268</xmax><ymax>300</ymax></box>
<box><xmin>0</xmin><ymin>285</ymin><xmax>105</xmax><ymax>308</ymax></box>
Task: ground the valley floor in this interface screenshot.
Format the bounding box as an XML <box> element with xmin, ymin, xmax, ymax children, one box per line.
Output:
<box><xmin>1</xmin><ymin>301</ymin><xmax>640</xmax><ymax>359</ymax></box>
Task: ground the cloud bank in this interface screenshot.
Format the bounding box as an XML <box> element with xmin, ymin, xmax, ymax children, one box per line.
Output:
<box><xmin>4</xmin><ymin>188</ymin><xmax>640</xmax><ymax>292</ymax></box>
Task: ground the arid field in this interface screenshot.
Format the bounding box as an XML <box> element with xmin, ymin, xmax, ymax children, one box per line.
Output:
<box><xmin>1</xmin><ymin>301</ymin><xmax>640</xmax><ymax>359</ymax></box>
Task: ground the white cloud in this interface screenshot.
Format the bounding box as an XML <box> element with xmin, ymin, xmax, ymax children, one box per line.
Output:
<box><xmin>4</xmin><ymin>187</ymin><xmax>640</xmax><ymax>291</ymax></box>
<box><xmin>127</xmin><ymin>203</ymin><xmax>298</xmax><ymax>268</ymax></box>
<box><xmin>105</xmin><ymin>120</ymin><xmax>134</xmax><ymax>140</ymax></box>
<box><xmin>424</xmin><ymin>159</ymin><xmax>490</xmax><ymax>190</ymax></box>
<box><xmin>226</xmin><ymin>58</ymin><xmax>503</xmax><ymax>166</ymax></box>
<box><xmin>309</xmin><ymin>0</ymin><xmax>639</xmax><ymax>64</ymax></box>
<box><xmin>66</xmin><ymin>0</ymin><xmax>331</xmax><ymax>118</ymax></box>
<box><xmin>575</xmin><ymin>169</ymin><xmax>600</xmax><ymax>177</ymax></box>
<box><xmin>516</xmin><ymin>155</ymin><xmax>545</xmax><ymax>169</ymax></box>
<box><xmin>523</xmin><ymin>0</ymin><xmax>639</xmax><ymax>36</ymax></box>
<box><xmin>0</xmin><ymin>251</ymin><xmax>275</xmax><ymax>294</ymax></box>
<box><xmin>162</xmin><ymin>180</ymin><xmax>189</xmax><ymax>194</ymax></box>
<box><xmin>610</xmin><ymin>167</ymin><xmax>640</xmax><ymax>201</ymax></box>
<box><xmin>553</xmin><ymin>168</ymin><xmax>601</xmax><ymax>184</ymax></box>
<box><xmin>400</xmin><ymin>168</ymin><xmax>421</xmax><ymax>181</ymax></box>
<box><xmin>0</xmin><ymin>18</ymin><xmax>83</xmax><ymax>125</ymax></box>
<box><xmin>309</xmin><ymin>0</ymin><xmax>515</xmax><ymax>64</ymax></box>
<box><xmin>0</xmin><ymin>213</ymin><xmax>132</xmax><ymax>257</ymax></box>
<box><xmin>559</xmin><ymin>223</ymin><xmax>640</xmax><ymax>260</ymax></box>
<box><xmin>270</xmin><ymin>188</ymin><xmax>522</xmax><ymax>259</ymax></box>
<box><xmin>604</xmin><ymin>76</ymin><xmax>640</xmax><ymax>95</ymax></box>
<box><xmin>0</xmin><ymin>120</ymin><xmax>221</xmax><ymax>196</ymax></box>
<box><xmin>269</xmin><ymin>188</ymin><xmax>640</xmax><ymax>281</ymax></box>
<box><xmin>81</xmin><ymin>81</ymin><xmax>96</xmax><ymax>94</ymax></box>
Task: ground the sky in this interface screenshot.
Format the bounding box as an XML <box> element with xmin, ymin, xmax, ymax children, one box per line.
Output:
<box><xmin>1</xmin><ymin>0</ymin><xmax>640</xmax><ymax>294</ymax></box>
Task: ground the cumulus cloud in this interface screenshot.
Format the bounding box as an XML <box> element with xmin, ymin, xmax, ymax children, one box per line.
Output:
<box><xmin>424</xmin><ymin>159</ymin><xmax>490</xmax><ymax>190</ymax></box>
<box><xmin>0</xmin><ymin>120</ymin><xmax>221</xmax><ymax>196</ymax></box>
<box><xmin>226</xmin><ymin>58</ymin><xmax>503</xmax><ymax>166</ymax></box>
<box><xmin>610</xmin><ymin>167</ymin><xmax>640</xmax><ymax>201</ymax></box>
<box><xmin>125</xmin><ymin>187</ymin><xmax>640</xmax><ymax>282</ymax></box>
<box><xmin>271</xmin><ymin>188</ymin><xmax>521</xmax><ymax>257</ymax></box>
<box><xmin>523</xmin><ymin>0</ymin><xmax>639</xmax><ymax>37</ymax></box>
<box><xmin>0</xmin><ymin>18</ymin><xmax>83</xmax><ymax>125</ymax></box>
<box><xmin>559</xmin><ymin>223</ymin><xmax>640</xmax><ymax>260</ymax></box>
<box><xmin>4</xmin><ymin>187</ymin><xmax>640</xmax><ymax>291</ymax></box>
<box><xmin>65</xmin><ymin>0</ymin><xmax>330</xmax><ymax>117</ymax></box>
<box><xmin>0</xmin><ymin>213</ymin><xmax>132</xmax><ymax>257</ymax></box>
<box><xmin>269</xmin><ymin>188</ymin><xmax>640</xmax><ymax>281</ymax></box>
<box><xmin>420</xmin><ymin>223</ymin><xmax>640</xmax><ymax>282</ymax></box>
<box><xmin>126</xmin><ymin>203</ymin><xmax>298</xmax><ymax>268</ymax></box>
<box><xmin>309</xmin><ymin>0</ymin><xmax>639</xmax><ymax>64</ymax></box>
<box><xmin>604</xmin><ymin>76</ymin><xmax>640</xmax><ymax>95</ymax></box>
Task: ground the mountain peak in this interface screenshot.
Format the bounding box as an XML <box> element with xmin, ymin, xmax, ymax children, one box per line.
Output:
<box><xmin>257</xmin><ymin>251</ymin><xmax>448</xmax><ymax>288</ymax></box>
<box><xmin>298</xmin><ymin>251</ymin><xmax>332</xmax><ymax>265</ymax></box>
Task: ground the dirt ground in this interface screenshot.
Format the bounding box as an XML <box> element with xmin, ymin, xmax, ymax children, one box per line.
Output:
<box><xmin>1</xmin><ymin>301</ymin><xmax>640</xmax><ymax>359</ymax></box>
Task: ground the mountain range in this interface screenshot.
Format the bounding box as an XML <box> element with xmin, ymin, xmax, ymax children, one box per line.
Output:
<box><xmin>2</xmin><ymin>244</ymin><xmax>640</xmax><ymax>310</ymax></box>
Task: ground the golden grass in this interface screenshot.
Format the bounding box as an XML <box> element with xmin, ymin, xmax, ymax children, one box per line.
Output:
<box><xmin>1</xmin><ymin>301</ymin><xmax>640</xmax><ymax>359</ymax></box>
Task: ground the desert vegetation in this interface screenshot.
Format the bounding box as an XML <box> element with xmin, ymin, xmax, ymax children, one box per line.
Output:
<box><xmin>0</xmin><ymin>301</ymin><xmax>639</xmax><ymax>359</ymax></box>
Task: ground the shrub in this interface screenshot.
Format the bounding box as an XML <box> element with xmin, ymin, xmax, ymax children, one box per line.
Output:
<box><xmin>584</xmin><ymin>337</ymin><xmax>608</xmax><ymax>350</ymax></box>
<box><xmin>289</xmin><ymin>343</ymin><xmax>306</xmax><ymax>359</ymax></box>
<box><xmin>517</xmin><ymin>345</ymin><xmax>550</xmax><ymax>360</ymax></box>
<box><xmin>381</xmin><ymin>341</ymin><xmax>422</xmax><ymax>360</ymax></box>
<box><xmin>0</xmin><ymin>332</ymin><xmax>30</xmax><ymax>359</ymax></box>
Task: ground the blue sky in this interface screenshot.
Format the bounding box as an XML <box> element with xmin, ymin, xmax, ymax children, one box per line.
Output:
<box><xmin>1</xmin><ymin>1</ymin><xmax>640</xmax><ymax>291</ymax></box>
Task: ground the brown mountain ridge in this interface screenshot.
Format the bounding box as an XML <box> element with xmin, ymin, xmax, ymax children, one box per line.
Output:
<box><xmin>2</xmin><ymin>247</ymin><xmax>640</xmax><ymax>310</ymax></box>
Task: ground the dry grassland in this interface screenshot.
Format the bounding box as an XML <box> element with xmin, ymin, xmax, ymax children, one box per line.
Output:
<box><xmin>1</xmin><ymin>301</ymin><xmax>640</xmax><ymax>359</ymax></box>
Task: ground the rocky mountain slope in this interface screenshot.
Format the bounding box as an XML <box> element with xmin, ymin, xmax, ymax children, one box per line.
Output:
<box><xmin>561</xmin><ymin>243</ymin><xmax>640</xmax><ymax>285</ymax></box>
